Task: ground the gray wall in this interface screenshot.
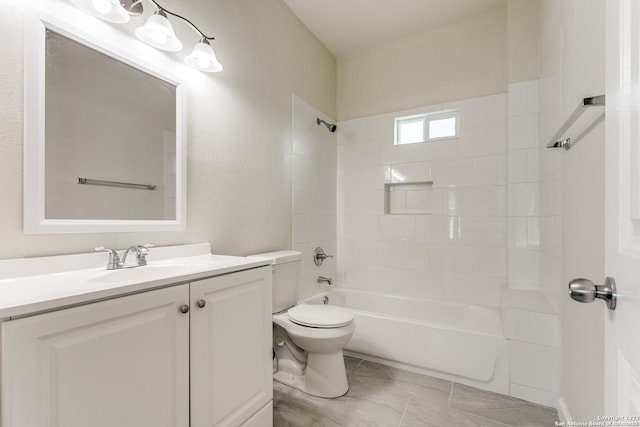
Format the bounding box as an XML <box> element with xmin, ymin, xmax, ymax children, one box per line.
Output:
<box><xmin>0</xmin><ymin>0</ymin><xmax>336</xmax><ymax>258</ymax></box>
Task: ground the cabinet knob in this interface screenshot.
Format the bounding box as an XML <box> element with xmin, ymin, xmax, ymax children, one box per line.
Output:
<box><xmin>196</xmin><ymin>299</ymin><xmax>206</xmax><ymax>309</ymax></box>
<box><xmin>179</xmin><ymin>304</ymin><xmax>190</xmax><ymax>314</ymax></box>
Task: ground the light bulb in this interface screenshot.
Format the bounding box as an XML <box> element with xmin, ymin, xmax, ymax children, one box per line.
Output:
<box><xmin>91</xmin><ymin>0</ymin><xmax>112</xmax><ymax>14</ymax></box>
<box><xmin>185</xmin><ymin>39</ymin><xmax>223</xmax><ymax>72</ymax></box>
<box><xmin>152</xmin><ymin>31</ymin><xmax>168</xmax><ymax>46</ymax></box>
<box><xmin>196</xmin><ymin>55</ymin><xmax>211</xmax><ymax>69</ymax></box>
<box><xmin>135</xmin><ymin>11</ymin><xmax>183</xmax><ymax>51</ymax></box>
<box><xmin>72</xmin><ymin>0</ymin><xmax>130</xmax><ymax>23</ymax></box>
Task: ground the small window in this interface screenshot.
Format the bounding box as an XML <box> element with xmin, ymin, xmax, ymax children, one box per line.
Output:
<box><xmin>395</xmin><ymin>111</ymin><xmax>458</xmax><ymax>145</ymax></box>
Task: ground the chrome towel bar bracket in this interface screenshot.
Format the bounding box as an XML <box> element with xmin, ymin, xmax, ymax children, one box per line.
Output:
<box><xmin>546</xmin><ymin>95</ymin><xmax>605</xmax><ymax>151</ymax></box>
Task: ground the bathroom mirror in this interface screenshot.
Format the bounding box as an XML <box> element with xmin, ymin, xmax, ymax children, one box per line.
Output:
<box><xmin>24</xmin><ymin>11</ymin><xmax>187</xmax><ymax>233</ymax></box>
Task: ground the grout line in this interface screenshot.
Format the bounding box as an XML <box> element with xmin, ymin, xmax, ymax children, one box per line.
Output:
<box><xmin>448</xmin><ymin>382</ymin><xmax>454</xmax><ymax>407</ymax></box>
<box><xmin>456</xmin><ymin>410</ymin><xmax>513</xmax><ymax>427</ymax></box>
<box><xmin>397</xmin><ymin>397</ymin><xmax>411</xmax><ymax>427</ymax></box>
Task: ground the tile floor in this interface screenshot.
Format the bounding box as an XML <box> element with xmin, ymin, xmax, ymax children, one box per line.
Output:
<box><xmin>273</xmin><ymin>356</ymin><xmax>559</xmax><ymax>427</ymax></box>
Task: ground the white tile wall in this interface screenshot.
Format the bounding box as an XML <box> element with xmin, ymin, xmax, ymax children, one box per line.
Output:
<box><xmin>509</xmin><ymin>249</ymin><xmax>540</xmax><ymax>286</ymax></box>
<box><xmin>508</xmin><ymin>115</ymin><xmax>540</xmax><ymax>150</ymax></box>
<box><xmin>474</xmin><ymin>156</ymin><xmax>507</xmax><ymax>186</ymax></box>
<box><xmin>367</xmin><ymin>113</ymin><xmax>396</xmax><ymax>142</ymax></box>
<box><xmin>510</xmin><ymin>341</ymin><xmax>560</xmax><ymax>393</ymax></box>
<box><xmin>507</xmin><ymin>183</ymin><xmax>540</xmax><ymax>216</ymax></box>
<box><xmin>357</xmin><ymin>165</ymin><xmax>390</xmax><ymax>191</ymax></box>
<box><xmin>457</xmin><ymin>216</ymin><xmax>507</xmax><ymax>246</ymax></box>
<box><xmin>378</xmin><ymin>215</ymin><xmax>416</xmax><ymax>241</ymax></box>
<box><xmin>507</xmin><ymin>149</ymin><xmax>527</xmax><ymax>183</ymax></box>
<box><xmin>506</xmin><ymin>80</ymin><xmax>560</xmax><ymax>404</ymax></box>
<box><xmin>458</xmin><ymin>125</ymin><xmax>507</xmax><ymax>158</ymax></box>
<box><xmin>379</xmin><ymin>142</ymin><xmax>415</xmax><ymax>164</ymax></box>
<box><xmin>415</xmin><ymin>215</ymin><xmax>457</xmax><ymax>244</ymax></box>
<box><xmin>292</xmin><ymin>96</ymin><xmax>337</xmax><ymax>301</ymax></box>
<box><xmin>405</xmin><ymin>190</ymin><xmax>431</xmax><ymax>214</ymax></box>
<box><xmin>401</xmin><ymin>270</ymin><xmax>444</xmax><ymax>299</ymax></box>
<box><xmin>338</xmin><ymin>94</ymin><xmax>508</xmax><ymax>308</ymax></box>
<box><xmin>414</xmin><ymin>138</ymin><xmax>459</xmax><ymax>161</ymax></box>
<box><xmin>335</xmin><ymin>86</ymin><xmax>561</xmax><ymax>404</ymax></box>
<box><xmin>390</xmin><ymin>162</ymin><xmax>429</xmax><ymax>183</ymax></box>
<box><xmin>473</xmin><ymin>247</ymin><xmax>507</xmax><ymax>277</ymax></box>
<box><xmin>445</xmin><ymin>187</ymin><xmax>506</xmax><ymax>217</ymax></box>
<box><xmin>442</xmin><ymin>273</ymin><xmax>490</xmax><ymax>306</ymax></box>
<box><xmin>430</xmin><ymin>244</ymin><xmax>475</xmax><ymax>275</ymax></box>
<box><xmin>448</xmin><ymin>95</ymin><xmax>507</xmax><ymax>129</ymax></box>
<box><xmin>526</xmin><ymin>149</ymin><xmax>540</xmax><ymax>182</ymax></box>
<box><xmin>504</xmin><ymin>308</ymin><xmax>560</xmax><ymax>347</ymax></box>
<box><xmin>389</xmin><ymin>241</ymin><xmax>430</xmax><ymax>270</ymax></box>
<box><xmin>338</xmin><ymin>117</ymin><xmax>369</xmax><ymax>145</ymax></box>
<box><xmin>508</xmin><ymin>80</ymin><xmax>539</xmax><ymax>117</ymax></box>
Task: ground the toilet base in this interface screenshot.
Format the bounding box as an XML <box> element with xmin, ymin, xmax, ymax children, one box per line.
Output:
<box><xmin>274</xmin><ymin>350</ymin><xmax>349</xmax><ymax>398</ymax></box>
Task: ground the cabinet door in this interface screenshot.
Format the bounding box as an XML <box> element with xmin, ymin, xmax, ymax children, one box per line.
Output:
<box><xmin>2</xmin><ymin>284</ymin><xmax>190</xmax><ymax>427</ymax></box>
<box><xmin>190</xmin><ymin>267</ymin><xmax>272</xmax><ymax>427</ymax></box>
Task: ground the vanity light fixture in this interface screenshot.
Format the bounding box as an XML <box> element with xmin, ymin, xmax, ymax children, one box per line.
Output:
<box><xmin>71</xmin><ymin>0</ymin><xmax>137</xmax><ymax>23</ymax></box>
<box><xmin>135</xmin><ymin>9</ymin><xmax>183</xmax><ymax>51</ymax></box>
<box><xmin>71</xmin><ymin>0</ymin><xmax>223</xmax><ymax>72</ymax></box>
<box><xmin>184</xmin><ymin>38</ymin><xmax>223</xmax><ymax>72</ymax></box>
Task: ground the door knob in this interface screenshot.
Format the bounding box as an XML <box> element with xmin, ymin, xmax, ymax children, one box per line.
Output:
<box><xmin>568</xmin><ymin>277</ymin><xmax>617</xmax><ymax>310</ymax></box>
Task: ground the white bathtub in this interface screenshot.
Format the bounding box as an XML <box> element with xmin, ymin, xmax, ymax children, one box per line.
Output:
<box><xmin>306</xmin><ymin>288</ymin><xmax>509</xmax><ymax>393</ymax></box>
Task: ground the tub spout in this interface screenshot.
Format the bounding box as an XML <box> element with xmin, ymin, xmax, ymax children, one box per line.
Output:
<box><xmin>318</xmin><ymin>276</ymin><xmax>333</xmax><ymax>285</ymax></box>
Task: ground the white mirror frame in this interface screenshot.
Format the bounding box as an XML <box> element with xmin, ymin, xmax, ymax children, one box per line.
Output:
<box><xmin>24</xmin><ymin>8</ymin><xmax>187</xmax><ymax>234</ymax></box>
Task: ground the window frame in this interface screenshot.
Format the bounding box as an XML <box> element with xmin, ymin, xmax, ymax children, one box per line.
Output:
<box><xmin>394</xmin><ymin>110</ymin><xmax>459</xmax><ymax>145</ymax></box>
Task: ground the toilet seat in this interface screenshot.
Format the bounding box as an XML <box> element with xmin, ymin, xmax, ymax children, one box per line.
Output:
<box><xmin>287</xmin><ymin>303</ymin><xmax>353</xmax><ymax>328</ymax></box>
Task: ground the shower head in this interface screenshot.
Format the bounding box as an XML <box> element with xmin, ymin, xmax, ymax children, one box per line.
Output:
<box><xmin>317</xmin><ymin>118</ymin><xmax>337</xmax><ymax>133</ymax></box>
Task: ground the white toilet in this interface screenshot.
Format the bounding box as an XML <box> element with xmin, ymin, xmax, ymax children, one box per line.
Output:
<box><xmin>249</xmin><ymin>250</ymin><xmax>355</xmax><ymax>398</ymax></box>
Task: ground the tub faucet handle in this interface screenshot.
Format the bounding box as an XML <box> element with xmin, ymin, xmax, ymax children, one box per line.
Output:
<box><xmin>314</xmin><ymin>247</ymin><xmax>334</xmax><ymax>266</ymax></box>
<box><xmin>318</xmin><ymin>276</ymin><xmax>333</xmax><ymax>285</ymax></box>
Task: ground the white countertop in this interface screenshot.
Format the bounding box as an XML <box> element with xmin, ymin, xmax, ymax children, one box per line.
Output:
<box><xmin>0</xmin><ymin>243</ymin><xmax>270</xmax><ymax>319</ymax></box>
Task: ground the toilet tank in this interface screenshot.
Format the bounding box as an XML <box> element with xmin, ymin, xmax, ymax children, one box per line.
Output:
<box><xmin>248</xmin><ymin>250</ymin><xmax>302</xmax><ymax>313</ymax></box>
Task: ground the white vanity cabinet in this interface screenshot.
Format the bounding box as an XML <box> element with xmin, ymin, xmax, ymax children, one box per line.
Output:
<box><xmin>190</xmin><ymin>267</ymin><xmax>273</xmax><ymax>427</ymax></box>
<box><xmin>1</xmin><ymin>266</ymin><xmax>273</xmax><ymax>427</ymax></box>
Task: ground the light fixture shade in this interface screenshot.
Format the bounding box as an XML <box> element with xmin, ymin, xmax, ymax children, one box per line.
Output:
<box><xmin>72</xmin><ymin>0</ymin><xmax>131</xmax><ymax>23</ymax></box>
<box><xmin>135</xmin><ymin>11</ymin><xmax>183</xmax><ymax>51</ymax></box>
<box><xmin>184</xmin><ymin>40</ymin><xmax>223</xmax><ymax>73</ymax></box>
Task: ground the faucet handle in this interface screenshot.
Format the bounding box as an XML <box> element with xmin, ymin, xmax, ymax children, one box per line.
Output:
<box><xmin>314</xmin><ymin>247</ymin><xmax>334</xmax><ymax>266</ymax></box>
<box><xmin>136</xmin><ymin>244</ymin><xmax>154</xmax><ymax>266</ymax></box>
<box><xmin>121</xmin><ymin>244</ymin><xmax>154</xmax><ymax>267</ymax></box>
<box><xmin>94</xmin><ymin>246</ymin><xmax>121</xmax><ymax>270</ymax></box>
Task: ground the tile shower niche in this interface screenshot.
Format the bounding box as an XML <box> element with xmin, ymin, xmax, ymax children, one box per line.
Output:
<box><xmin>384</xmin><ymin>181</ymin><xmax>434</xmax><ymax>214</ymax></box>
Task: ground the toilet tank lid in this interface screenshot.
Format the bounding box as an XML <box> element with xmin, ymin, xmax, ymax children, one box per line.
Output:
<box><xmin>247</xmin><ymin>250</ymin><xmax>302</xmax><ymax>265</ymax></box>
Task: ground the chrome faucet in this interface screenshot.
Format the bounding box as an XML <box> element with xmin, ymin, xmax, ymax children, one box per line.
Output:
<box><xmin>95</xmin><ymin>244</ymin><xmax>153</xmax><ymax>270</ymax></box>
<box><xmin>121</xmin><ymin>245</ymin><xmax>152</xmax><ymax>268</ymax></box>
<box><xmin>94</xmin><ymin>247</ymin><xmax>121</xmax><ymax>270</ymax></box>
<box><xmin>317</xmin><ymin>276</ymin><xmax>333</xmax><ymax>285</ymax></box>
